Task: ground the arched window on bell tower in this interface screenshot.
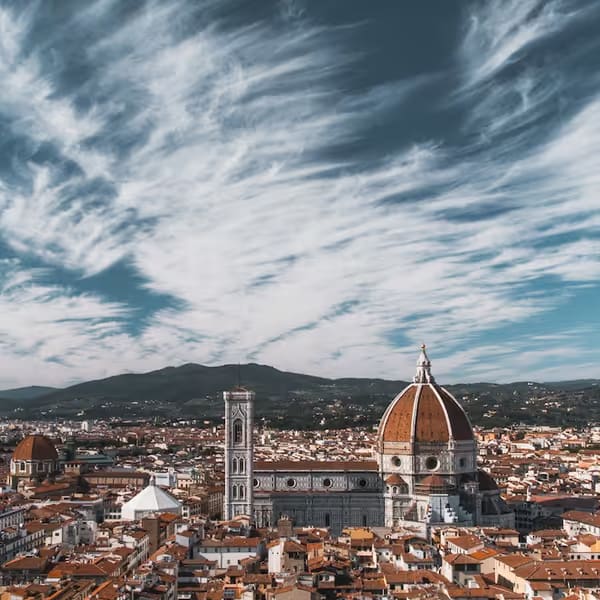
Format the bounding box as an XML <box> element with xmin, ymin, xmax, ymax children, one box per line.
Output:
<box><xmin>233</xmin><ymin>419</ymin><xmax>243</xmax><ymax>444</ymax></box>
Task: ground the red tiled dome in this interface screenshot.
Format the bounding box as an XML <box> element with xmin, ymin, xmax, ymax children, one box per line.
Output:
<box><xmin>13</xmin><ymin>435</ymin><xmax>58</xmax><ymax>461</ymax></box>
<box><xmin>385</xmin><ymin>473</ymin><xmax>407</xmax><ymax>485</ymax></box>
<box><xmin>415</xmin><ymin>474</ymin><xmax>455</xmax><ymax>494</ymax></box>
<box><xmin>378</xmin><ymin>346</ymin><xmax>473</xmax><ymax>444</ymax></box>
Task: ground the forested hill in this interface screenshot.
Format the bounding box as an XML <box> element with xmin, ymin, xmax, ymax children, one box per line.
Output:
<box><xmin>1</xmin><ymin>363</ymin><xmax>598</xmax><ymax>428</ymax></box>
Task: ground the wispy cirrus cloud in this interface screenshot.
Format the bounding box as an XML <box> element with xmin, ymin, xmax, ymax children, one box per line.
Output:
<box><xmin>0</xmin><ymin>0</ymin><xmax>599</xmax><ymax>387</ymax></box>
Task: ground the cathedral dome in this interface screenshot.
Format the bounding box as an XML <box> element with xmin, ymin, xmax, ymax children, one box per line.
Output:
<box><xmin>378</xmin><ymin>346</ymin><xmax>473</xmax><ymax>445</ymax></box>
<box><xmin>13</xmin><ymin>435</ymin><xmax>58</xmax><ymax>461</ymax></box>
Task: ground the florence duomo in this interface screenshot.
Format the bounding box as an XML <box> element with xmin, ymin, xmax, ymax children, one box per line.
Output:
<box><xmin>225</xmin><ymin>346</ymin><xmax>514</xmax><ymax>533</ymax></box>
<box><xmin>2</xmin><ymin>0</ymin><xmax>600</xmax><ymax>597</ymax></box>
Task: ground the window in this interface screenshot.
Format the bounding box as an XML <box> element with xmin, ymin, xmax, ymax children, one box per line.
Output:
<box><xmin>459</xmin><ymin>457</ymin><xmax>466</xmax><ymax>468</ymax></box>
<box><xmin>253</xmin><ymin>478</ymin><xmax>259</xmax><ymax>488</ymax></box>
<box><xmin>232</xmin><ymin>485</ymin><xmax>238</xmax><ymax>499</ymax></box>
<box><xmin>286</xmin><ymin>478</ymin><xmax>296</xmax><ymax>488</ymax></box>
<box><xmin>358</xmin><ymin>478</ymin><xmax>367</xmax><ymax>488</ymax></box>
<box><xmin>362</xmin><ymin>515</ymin><xmax>367</xmax><ymax>527</ymax></box>
<box><xmin>232</xmin><ymin>458</ymin><xmax>238</xmax><ymax>473</ymax></box>
<box><xmin>233</xmin><ymin>420</ymin><xmax>243</xmax><ymax>444</ymax></box>
<box><xmin>239</xmin><ymin>485</ymin><xmax>245</xmax><ymax>500</ymax></box>
<box><xmin>239</xmin><ymin>458</ymin><xmax>245</xmax><ymax>473</ymax></box>
<box><xmin>425</xmin><ymin>456</ymin><xmax>439</xmax><ymax>470</ymax></box>
<box><xmin>323</xmin><ymin>478</ymin><xmax>332</xmax><ymax>488</ymax></box>
<box><xmin>325</xmin><ymin>513</ymin><xmax>330</xmax><ymax>527</ymax></box>
<box><xmin>392</xmin><ymin>456</ymin><xmax>401</xmax><ymax>467</ymax></box>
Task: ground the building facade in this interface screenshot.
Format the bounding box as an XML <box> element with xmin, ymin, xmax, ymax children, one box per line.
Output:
<box><xmin>224</xmin><ymin>347</ymin><xmax>515</xmax><ymax>533</ymax></box>
<box><xmin>224</xmin><ymin>387</ymin><xmax>255</xmax><ymax>520</ymax></box>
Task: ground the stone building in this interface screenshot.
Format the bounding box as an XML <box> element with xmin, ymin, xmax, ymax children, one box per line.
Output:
<box><xmin>225</xmin><ymin>346</ymin><xmax>514</xmax><ymax>533</ymax></box>
<box><xmin>8</xmin><ymin>434</ymin><xmax>59</xmax><ymax>489</ymax></box>
<box><xmin>224</xmin><ymin>387</ymin><xmax>254</xmax><ymax>520</ymax></box>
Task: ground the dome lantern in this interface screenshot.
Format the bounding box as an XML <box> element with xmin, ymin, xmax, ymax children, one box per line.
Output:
<box><xmin>413</xmin><ymin>344</ymin><xmax>435</xmax><ymax>384</ymax></box>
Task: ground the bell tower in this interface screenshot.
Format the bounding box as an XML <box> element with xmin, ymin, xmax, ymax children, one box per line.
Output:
<box><xmin>224</xmin><ymin>387</ymin><xmax>254</xmax><ymax>520</ymax></box>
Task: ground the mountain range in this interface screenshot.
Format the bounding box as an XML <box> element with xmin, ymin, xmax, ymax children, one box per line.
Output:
<box><xmin>1</xmin><ymin>363</ymin><xmax>598</xmax><ymax>428</ymax></box>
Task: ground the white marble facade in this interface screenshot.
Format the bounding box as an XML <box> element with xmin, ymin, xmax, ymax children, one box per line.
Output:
<box><xmin>253</xmin><ymin>464</ymin><xmax>383</xmax><ymax>533</ymax></box>
<box><xmin>224</xmin><ymin>388</ymin><xmax>254</xmax><ymax>520</ymax></box>
<box><xmin>223</xmin><ymin>348</ymin><xmax>514</xmax><ymax>532</ymax></box>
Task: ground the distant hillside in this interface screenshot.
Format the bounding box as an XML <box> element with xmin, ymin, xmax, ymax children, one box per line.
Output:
<box><xmin>2</xmin><ymin>364</ymin><xmax>599</xmax><ymax>428</ymax></box>
<box><xmin>12</xmin><ymin>363</ymin><xmax>408</xmax><ymax>426</ymax></box>
<box><xmin>0</xmin><ymin>385</ymin><xmax>57</xmax><ymax>400</ymax></box>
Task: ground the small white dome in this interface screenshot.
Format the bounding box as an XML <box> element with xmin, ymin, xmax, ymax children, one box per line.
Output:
<box><xmin>121</xmin><ymin>480</ymin><xmax>182</xmax><ymax>521</ymax></box>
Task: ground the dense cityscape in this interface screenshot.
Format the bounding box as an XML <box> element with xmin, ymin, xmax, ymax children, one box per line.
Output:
<box><xmin>2</xmin><ymin>0</ymin><xmax>600</xmax><ymax>599</ymax></box>
<box><xmin>2</xmin><ymin>351</ymin><xmax>600</xmax><ymax>599</ymax></box>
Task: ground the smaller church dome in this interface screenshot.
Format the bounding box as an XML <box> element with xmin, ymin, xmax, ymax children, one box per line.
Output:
<box><xmin>385</xmin><ymin>473</ymin><xmax>407</xmax><ymax>485</ymax></box>
<box><xmin>415</xmin><ymin>474</ymin><xmax>455</xmax><ymax>494</ymax></box>
<box><xmin>13</xmin><ymin>435</ymin><xmax>58</xmax><ymax>461</ymax></box>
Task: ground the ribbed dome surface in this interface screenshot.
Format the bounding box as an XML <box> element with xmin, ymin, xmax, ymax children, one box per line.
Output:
<box><xmin>13</xmin><ymin>435</ymin><xmax>58</xmax><ymax>461</ymax></box>
<box><xmin>378</xmin><ymin>347</ymin><xmax>474</xmax><ymax>444</ymax></box>
<box><xmin>379</xmin><ymin>383</ymin><xmax>473</xmax><ymax>443</ymax></box>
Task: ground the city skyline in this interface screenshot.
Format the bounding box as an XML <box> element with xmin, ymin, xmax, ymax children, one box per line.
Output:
<box><xmin>1</xmin><ymin>0</ymin><xmax>600</xmax><ymax>388</ymax></box>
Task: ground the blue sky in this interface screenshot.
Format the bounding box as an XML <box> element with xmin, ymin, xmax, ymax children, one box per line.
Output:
<box><xmin>1</xmin><ymin>0</ymin><xmax>600</xmax><ymax>388</ymax></box>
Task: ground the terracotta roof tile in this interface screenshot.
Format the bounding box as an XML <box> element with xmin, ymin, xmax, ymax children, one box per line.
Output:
<box><xmin>380</xmin><ymin>386</ymin><xmax>417</xmax><ymax>443</ymax></box>
<box><xmin>13</xmin><ymin>435</ymin><xmax>58</xmax><ymax>461</ymax></box>
<box><xmin>415</xmin><ymin>386</ymin><xmax>450</xmax><ymax>443</ymax></box>
<box><xmin>379</xmin><ymin>384</ymin><xmax>474</xmax><ymax>444</ymax></box>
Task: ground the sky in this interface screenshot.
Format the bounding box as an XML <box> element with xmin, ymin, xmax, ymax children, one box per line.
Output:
<box><xmin>1</xmin><ymin>0</ymin><xmax>600</xmax><ymax>388</ymax></box>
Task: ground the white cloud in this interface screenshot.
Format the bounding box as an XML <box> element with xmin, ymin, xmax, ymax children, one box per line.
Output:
<box><xmin>460</xmin><ymin>0</ymin><xmax>579</xmax><ymax>87</ymax></box>
<box><xmin>0</xmin><ymin>1</ymin><xmax>599</xmax><ymax>387</ymax></box>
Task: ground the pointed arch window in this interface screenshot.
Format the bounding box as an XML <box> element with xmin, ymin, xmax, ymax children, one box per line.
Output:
<box><xmin>239</xmin><ymin>458</ymin><xmax>245</xmax><ymax>473</ymax></box>
<box><xmin>233</xmin><ymin>420</ymin><xmax>243</xmax><ymax>444</ymax></box>
<box><xmin>232</xmin><ymin>485</ymin><xmax>238</xmax><ymax>499</ymax></box>
<box><xmin>239</xmin><ymin>485</ymin><xmax>245</xmax><ymax>500</ymax></box>
<box><xmin>232</xmin><ymin>458</ymin><xmax>238</xmax><ymax>473</ymax></box>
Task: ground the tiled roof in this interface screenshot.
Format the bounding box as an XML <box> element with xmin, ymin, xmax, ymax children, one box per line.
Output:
<box><xmin>379</xmin><ymin>383</ymin><xmax>473</xmax><ymax>444</ymax></box>
<box><xmin>13</xmin><ymin>435</ymin><xmax>58</xmax><ymax>461</ymax></box>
